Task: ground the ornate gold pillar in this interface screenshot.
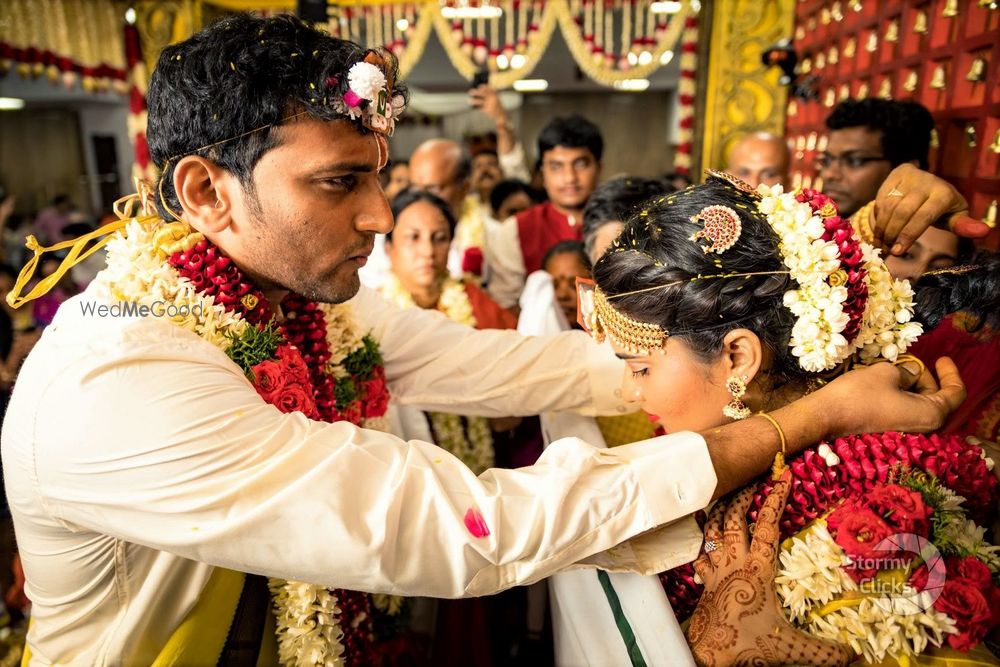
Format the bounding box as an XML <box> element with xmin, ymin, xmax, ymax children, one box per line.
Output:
<box><xmin>699</xmin><ymin>0</ymin><xmax>795</xmax><ymax>174</ymax></box>
<box><xmin>134</xmin><ymin>0</ymin><xmax>203</xmax><ymax>77</ymax></box>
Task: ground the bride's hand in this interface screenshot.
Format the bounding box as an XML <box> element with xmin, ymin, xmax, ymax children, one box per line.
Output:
<box><xmin>685</xmin><ymin>472</ymin><xmax>852</xmax><ymax>667</ymax></box>
<box><xmin>817</xmin><ymin>356</ymin><xmax>966</xmax><ymax>438</ymax></box>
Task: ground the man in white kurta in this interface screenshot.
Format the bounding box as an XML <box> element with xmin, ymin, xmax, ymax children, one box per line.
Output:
<box><xmin>3</xmin><ymin>278</ymin><xmax>716</xmax><ymax>664</ymax></box>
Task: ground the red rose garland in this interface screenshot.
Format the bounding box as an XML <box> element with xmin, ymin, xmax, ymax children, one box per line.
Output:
<box><xmin>660</xmin><ymin>432</ymin><xmax>999</xmax><ymax>622</ymax></box>
<box><xmin>168</xmin><ymin>238</ymin><xmax>390</xmax><ymax>664</ymax></box>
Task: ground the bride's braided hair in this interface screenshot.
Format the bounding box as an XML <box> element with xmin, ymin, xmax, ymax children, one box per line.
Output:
<box><xmin>593</xmin><ymin>176</ymin><xmax>999</xmax><ymax>383</ymax></box>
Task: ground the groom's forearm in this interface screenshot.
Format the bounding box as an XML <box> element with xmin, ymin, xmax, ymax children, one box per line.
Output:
<box><xmin>701</xmin><ymin>391</ymin><xmax>829</xmax><ymax>500</ymax></box>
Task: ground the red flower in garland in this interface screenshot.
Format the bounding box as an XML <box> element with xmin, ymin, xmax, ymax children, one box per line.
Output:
<box><xmin>796</xmin><ymin>189</ymin><xmax>868</xmax><ymax>344</ymax></box>
<box><xmin>866</xmin><ymin>483</ymin><xmax>932</xmax><ymax>536</ymax></box>
<box><xmin>826</xmin><ymin>502</ymin><xmax>897</xmax><ymax>581</ymax></box>
<box><xmin>462</xmin><ymin>247</ymin><xmax>484</xmax><ymax>276</ymax></box>
<box><xmin>665</xmin><ymin>432</ymin><xmax>999</xmax><ymax>624</ymax></box>
<box><xmin>251</xmin><ymin>359</ymin><xmax>286</xmax><ymax>403</ymax></box>
<box><xmin>363</xmin><ymin>367</ymin><xmax>390</xmax><ymax>420</ymax></box>
<box><xmin>935</xmin><ymin>580</ymin><xmax>994</xmax><ymax>652</ymax></box>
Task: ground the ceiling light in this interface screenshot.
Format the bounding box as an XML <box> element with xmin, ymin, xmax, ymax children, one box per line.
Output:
<box><xmin>612</xmin><ymin>79</ymin><xmax>650</xmax><ymax>91</ymax></box>
<box><xmin>638</xmin><ymin>50</ymin><xmax>653</xmax><ymax>66</ymax></box>
<box><xmin>496</xmin><ymin>53</ymin><xmax>509</xmax><ymax>69</ymax></box>
<box><xmin>510</xmin><ymin>53</ymin><xmax>527</xmax><ymax>69</ymax></box>
<box><xmin>125</xmin><ymin>7</ymin><xmax>136</xmax><ymax>24</ymax></box>
<box><xmin>649</xmin><ymin>1</ymin><xmax>682</xmax><ymax>14</ymax></box>
<box><xmin>513</xmin><ymin>79</ymin><xmax>548</xmax><ymax>92</ymax></box>
<box><xmin>396</xmin><ymin>18</ymin><xmax>409</xmax><ymax>31</ymax></box>
<box><xmin>660</xmin><ymin>49</ymin><xmax>674</xmax><ymax>65</ymax></box>
<box><xmin>441</xmin><ymin>6</ymin><xmax>503</xmax><ymax>19</ymax></box>
<box><xmin>0</xmin><ymin>98</ymin><xmax>25</xmax><ymax>111</ymax></box>
<box><xmin>627</xmin><ymin>52</ymin><xmax>638</xmax><ymax>66</ymax></box>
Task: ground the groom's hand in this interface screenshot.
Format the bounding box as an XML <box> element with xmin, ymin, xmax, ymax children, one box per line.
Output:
<box><xmin>813</xmin><ymin>357</ymin><xmax>965</xmax><ymax>439</ymax></box>
<box><xmin>685</xmin><ymin>472</ymin><xmax>852</xmax><ymax>667</ymax></box>
<box><xmin>872</xmin><ymin>164</ymin><xmax>990</xmax><ymax>256</ymax></box>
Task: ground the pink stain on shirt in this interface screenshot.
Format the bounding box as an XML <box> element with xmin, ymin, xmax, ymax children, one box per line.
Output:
<box><xmin>464</xmin><ymin>507</ymin><xmax>490</xmax><ymax>538</ymax></box>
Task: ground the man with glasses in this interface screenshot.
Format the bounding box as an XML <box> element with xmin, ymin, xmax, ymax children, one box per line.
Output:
<box><xmin>487</xmin><ymin>114</ymin><xmax>603</xmax><ymax>308</ymax></box>
<box><xmin>818</xmin><ymin>99</ymin><xmax>935</xmax><ymax>220</ymax></box>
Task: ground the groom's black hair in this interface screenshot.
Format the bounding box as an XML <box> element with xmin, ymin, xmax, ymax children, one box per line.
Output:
<box><xmin>147</xmin><ymin>13</ymin><xmax>408</xmax><ymax>219</ymax></box>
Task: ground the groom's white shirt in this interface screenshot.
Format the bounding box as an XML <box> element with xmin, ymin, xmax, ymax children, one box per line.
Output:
<box><xmin>3</xmin><ymin>279</ymin><xmax>716</xmax><ymax>665</ymax></box>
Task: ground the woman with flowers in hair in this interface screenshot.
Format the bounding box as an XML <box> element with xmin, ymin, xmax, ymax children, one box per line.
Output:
<box><xmin>583</xmin><ymin>172</ymin><xmax>1000</xmax><ymax>666</ymax></box>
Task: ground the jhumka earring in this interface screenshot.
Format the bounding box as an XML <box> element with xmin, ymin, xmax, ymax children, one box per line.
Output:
<box><xmin>723</xmin><ymin>375</ymin><xmax>751</xmax><ymax>421</ymax></box>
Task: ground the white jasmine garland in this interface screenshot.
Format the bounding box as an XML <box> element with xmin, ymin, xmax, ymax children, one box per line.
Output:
<box><xmin>269</xmin><ymin>580</ymin><xmax>346</xmax><ymax>667</ymax></box>
<box><xmin>775</xmin><ymin>521</ymin><xmax>957</xmax><ymax>664</ymax></box>
<box><xmin>775</xmin><ymin>523</ymin><xmax>854</xmax><ymax>622</ymax></box>
<box><xmin>755</xmin><ymin>186</ymin><xmax>920</xmax><ymax>371</ymax></box>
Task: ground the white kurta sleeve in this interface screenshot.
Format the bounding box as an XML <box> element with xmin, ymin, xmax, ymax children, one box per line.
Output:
<box><xmin>483</xmin><ymin>215</ymin><xmax>526</xmax><ymax>309</ymax></box>
<box><xmin>17</xmin><ymin>315</ymin><xmax>716</xmax><ymax>599</ymax></box>
<box><xmin>499</xmin><ymin>142</ymin><xmax>532</xmax><ymax>182</ymax></box>
<box><xmin>351</xmin><ymin>286</ymin><xmax>626</xmax><ymax>418</ymax></box>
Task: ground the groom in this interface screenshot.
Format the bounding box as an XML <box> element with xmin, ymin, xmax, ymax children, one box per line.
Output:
<box><xmin>2</xmin><ymin>14</ymin><xmax>970</xmax><ymax>665</ymax></box>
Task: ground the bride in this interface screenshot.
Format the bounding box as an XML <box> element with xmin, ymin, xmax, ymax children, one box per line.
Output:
<box><xmin>574</xmin><ymin>172</ymin><xmax>1000</xmax><ymax>666</ymax></box>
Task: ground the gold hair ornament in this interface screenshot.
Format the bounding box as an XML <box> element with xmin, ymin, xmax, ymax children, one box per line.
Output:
<box><xmin>584</xmin><ymin>270</ymin><xmax>791</xmax><ymax>354</ymax></box>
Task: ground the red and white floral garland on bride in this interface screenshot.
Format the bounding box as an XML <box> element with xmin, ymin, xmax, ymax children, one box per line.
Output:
<box><xmin>99</xmin><ymin>212</ymin><xmax>394</xmax><ymax>666</ymax></box>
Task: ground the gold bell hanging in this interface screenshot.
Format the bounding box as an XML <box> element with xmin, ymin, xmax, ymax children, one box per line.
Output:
<box><xmin>817</xmin><ymin>135</ymin><xmax>829</xmax><ymax>152</ymax></box>
<box><xmin>857</xmin><ymin>82</ymin><xmax>869</xmax><ymax>98</ymax></box>
<box><xmin>866</xmin><ymin>32</ymin><xmax>878</xmax><ymax>53</ymax></box>
<box><xmin>903</xmin><ymin>70</ymin><xmax>919</xmax><ymax>92</ymax></box>
<box><xmin>829</xmin><ymin>46</ymin><xmax>839</xmax><ymax>65</ymax></box>
<box><xmin>989</xmin><ymin>129</ymin><xmax>1000</xmax><ymax>154</ymax></box>
<box><xmin>914</xmin><ymin>10</ymin><xmax>928</xmax><ymax>33</ymax></box>
<box><xmin>801</xmin><ymin>57</ymin><xmax>812</xmax><ymax>74</ymax></box>
<box><xmin>795</xmin><ymin>25</ymin><xmax>806</xmax><ymax>41</ymax></box>
<box><xmin>816</xmin><ymin>53</ymin><xmax>826</xmax><ymax>70</ymax></box>
<box><xmin>985</xmin><ymin>200</ymin><xmax>997</xmax><ymax>229</ymax></box>
<box><xmin>966</xmin><ymin>123</ymin><xmax>978</xmax><ymax>147</ymax></box>
<box><xmin>930</xmin><ymin>65</ymin><xmax>947</xmax><ymax>89</ymax></box>
<box><xmin>930</xmin><ymin>128</ymin><xmax>940</xmax><ymax>149</ymax></box>
<box><xmin>942</xmin><ymin>0</ymin><xmax>959</xmax><ymax>17</ymax></box>
<box><xmin>979</xmin><ymin>0</ymin><xmax>998</xmax><ymax>8</ymax></box>
<box><xmin>966</xmin><ymin>58</ymin><xmax>986</xmax><ymax>82</ymax></box>
<box><xmin>844</xmin><ymin>37</ymin><xmax>857</xmax><ymax>58</ymax></box>
<box><xmin>821</xmin><ymin>6</ymin><xmax>832</xmax><ymax>24</ymax></box>
<box><xmin>878</xmin><ymin>78</ymin><xmax>892</xmax><ymax>99</ymax></box>
<box><xmin>788</xmin><ymin>99</ymin><xmax>799</xmax><ymax>117</ymax></box>
<box><xmin>838</xmin><ymin>83</ymin><xmax>850</xmax><ymax>101</ymax></box>
<box><xmin>831</xmin><ymin>1</ymin><xmax>844</xmax><ymax>21</ymax></box>
<box><xmin>850</xmin><ymin>0</ymin><xmax>863</xmax><ymax>11</ymax></box>
<box><xmin>885</xmin><ymin>20</ymin><xmax>899</xmax><ymax>42</ymax></box>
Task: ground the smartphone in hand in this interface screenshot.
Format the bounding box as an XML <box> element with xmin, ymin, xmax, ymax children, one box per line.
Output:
<box><xmin>470</xmin><ymin>68</ymin><xmax>489</xmax><ymax>90</ymax></box>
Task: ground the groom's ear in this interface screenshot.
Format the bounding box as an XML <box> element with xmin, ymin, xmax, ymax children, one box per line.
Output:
<box><xmin>721</xmin><ymin>328</ymin><xmax>764</xmax><ymax>382</ymax></box>
<box><xmin>173</xmin><ymin>155</ymin><xmax>238</xmax><ymax>235</ymax></box>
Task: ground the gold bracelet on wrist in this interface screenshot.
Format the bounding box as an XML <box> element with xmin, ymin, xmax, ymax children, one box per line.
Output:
<box><xmin>756</xmin><ymin>412</ymin><xmax>788</xmax><ymax>479</ymax></box>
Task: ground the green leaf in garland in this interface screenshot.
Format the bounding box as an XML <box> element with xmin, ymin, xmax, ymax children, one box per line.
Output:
<box><xmin>334</xmin><ymin>375</ymin><xmax>358</xmax><ymax>409</ymax></box>
<box><xmin>343</xmin><ymin>334</ymin><xmax>383</xmax><ymax>381</ymax></box>
<box><xmin>225</xmin><ymin>319</ymin><xmax>283</xmax><ymax>380</ymax></box>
